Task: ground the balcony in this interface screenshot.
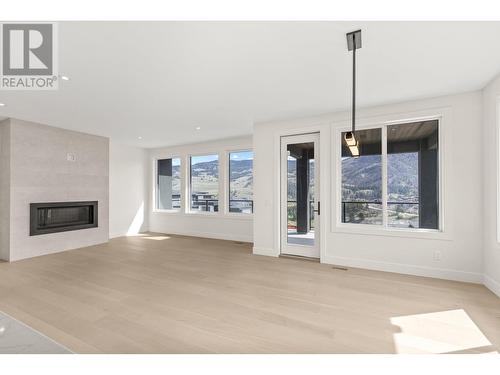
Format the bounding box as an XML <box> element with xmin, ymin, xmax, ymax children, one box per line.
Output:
<box><xmin>229</xmin><ymin>199</ymin><xmax>253</xmax><ymax>214</ymax></box>
<box><xmin>169</xmin><ymin>198</ymin><xmax>254</xmax><ymax>213</ymax></box>
<box><xmin>287</xmin><ymin>200</ymin><xmax>315</xmax><ymax>230</ymax></box>
<box><xmin>342</xmin><ymin>201</ymin><xmax>420</xmax><ymax>228</ymax></box>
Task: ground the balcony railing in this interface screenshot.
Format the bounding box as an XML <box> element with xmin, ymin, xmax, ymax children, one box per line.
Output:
<box><xmin>163</xmin><ymin>198</ymin><xmax>418</xmax><ymax>225</ymax></box>
<box><xmin>287</xmin><ymin>200</ymin><xmax>315</xmax><ymax>230</ymax></box>
<box><xmin>167</xmin><ymin>198</ymin><xmax>254</xmax><ymax>213</ymax></box>
<box><xmin>229</xmin><ymin>199</ymin><xmax>254</xmax><ymax>214</ymax></box>
<box><xmin>191</xmin><ymin>199</ymin><xmax>219</xmax><ymax>212</ymax></box>
<box><xmin>341</xmin><ymin>200</ymin><xmax>419</xmax><ymax>224</ymax></box>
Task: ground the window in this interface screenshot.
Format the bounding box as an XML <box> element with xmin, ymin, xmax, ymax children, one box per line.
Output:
<box><xmin>190</xmin><ymin>154</ymin><xmax>219</xmax><ymax>212</ymax></box>
<box><xmin>228</xmin><ymin>151</ymin><xmax>254</xmax><ymax>213</ymax></box>
<box><xmin>341</xmin><ymin>128</ymin><xmax>383</xmax><ymax>225</ymax></box>
<box><xmin>341</xmin><ymin>120</ymin><xmax>440</xmax><ymax>230</ymax></box>
<box><xmin>157</xmin><ymin>157</ymin><xmax>181</xmax><ymax>210</ymax></box>
<box><xmin>387</xmin><ymin>121</ymin><xmax>439</xmax><ymax>229</ymax></box>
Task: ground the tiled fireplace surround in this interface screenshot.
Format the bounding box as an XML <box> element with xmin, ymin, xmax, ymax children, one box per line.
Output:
<box><xmin>0</xmin><ymin>118</ymin><xmax>109</xmax><ymax>262</ymax></box>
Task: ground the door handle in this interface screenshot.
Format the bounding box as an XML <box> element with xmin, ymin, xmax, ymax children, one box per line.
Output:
<box><xmin>313</xmin><ymin>201</ymin><xmax>320</xmax><ymax>215</ymax></box>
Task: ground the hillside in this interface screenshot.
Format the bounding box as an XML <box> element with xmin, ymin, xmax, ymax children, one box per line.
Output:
<box><xmin>180</xmin><ymin>159</ymin><xmax>253</xmax><ymax>200</ymax></box>
<box><xmin>172</xmin><ymin>152</ymin><xmax>418</xmax><ymax>204</ymax></box>
<box><xmin>342</xmin><ymin>152</ymin><xmax>418</xmax><ymax>202</ymax></box>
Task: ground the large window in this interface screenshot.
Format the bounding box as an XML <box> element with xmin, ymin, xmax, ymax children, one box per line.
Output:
<box><xmin>341</xmin><ymin>128</ymin><xmax>383</xmax><ymax>225</ymax></box>
<box><xmin>228</xmin><ymin>151</ymin><xmax>254</xmax><ymax>213</ymax></box>
<box><xmin>341</xmin><ymin>120</ymin><xmax>439</xmax><ymax>230</ymax></box>
<box><xmin>190</xmin><ymin>154</ymin><xmax>219</xmax><ymax>212</ymax></box>
<box><xmin>387</xmin><ymin>121</ymin><xmax>439</xmax><ymax>229</ymax></box>
<box><xmin>157</xmin><ymin>157</ymin><xmax>181</xmax><ymax>210</ymax></box>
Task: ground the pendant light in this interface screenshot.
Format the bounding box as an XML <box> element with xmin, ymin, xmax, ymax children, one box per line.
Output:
<box><xmin>345</xmin><ymin>29</ymin><xmax>362</xmax><ymax>157</ymax></box>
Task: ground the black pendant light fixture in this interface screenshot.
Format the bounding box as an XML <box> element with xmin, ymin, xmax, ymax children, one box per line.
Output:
<box><xmin>345</xmin><ymin>29</ymin><xmax>362</xmax><ymax>157</ymax></box>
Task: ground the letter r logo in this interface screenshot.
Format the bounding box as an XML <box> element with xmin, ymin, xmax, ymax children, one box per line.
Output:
<box><xmin>2</xmin><ymin>23</ymin><xmax>53</xmax><ymax>75</ymax></box>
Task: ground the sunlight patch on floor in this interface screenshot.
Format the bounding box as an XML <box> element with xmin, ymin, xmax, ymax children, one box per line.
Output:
<box><xmin>142</xmin><ymin>235</ymin><xmax>171</xmax><ymax>241</ymax></box>
<box><xmin>127</xmin><ymin>233</ymin><xmax>171</xmax><ymax>240</ymax></box>
<box><xmin>390</xmin><ymin>309</ymin><xmax>496</xmax><ymax>354</ymax></box>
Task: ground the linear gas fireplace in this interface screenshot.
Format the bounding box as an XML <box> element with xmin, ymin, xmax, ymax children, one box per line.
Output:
<box><xmin>30</xmin><ymin>201</ymin><xmax>98</xmax><ymax>236</ymax></box>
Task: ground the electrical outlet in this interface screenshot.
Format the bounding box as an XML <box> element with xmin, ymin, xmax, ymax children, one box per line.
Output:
<box><xmin>66</xmin><ymin>153</ymin><xmax>76</xmax><ymax>162</ymax></box>
<box><xmin>433</xmin><ymin>250</ymin><xmax>442</xmax><ymax>261</ymax></box>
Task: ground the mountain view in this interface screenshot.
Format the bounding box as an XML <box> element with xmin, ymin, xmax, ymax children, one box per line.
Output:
<box><xmin>229</xmin><ymin>159</ymin><xmax>253</xmax><ymax>200</ymax></box>
<box><xmin>189</xmin><ymin>159</ymin><xmax>220</xmax><ymax>198</ymax></box>
<box><xmin>342</xmin><ymin>152</ymin><xmax>419</xmax><ymax>227</ymax></box>
<box><xmin>171</xmin><ymin>163</ymin><xmax>181</xmax><ymax>196</ymax></box>
<box><xmin>170</xmin><ymin>151</ymin><xmax>419</xmax><ymax>226</ymax></box>
<box><xmin>182</xmin><ymin>159</ymin><xmax>253</xmax><ymax>199</ymax></box>
<box><xmin>170</xmin><ymin>157</ymin><xmax>254</xmax><ymax>213</ymax></box>
<box><xmin>286</xmin><ymin>159</ymin><xmax>315</xmax><ymax>201</ymax></box>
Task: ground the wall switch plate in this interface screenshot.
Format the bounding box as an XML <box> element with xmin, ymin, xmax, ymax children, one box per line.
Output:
<box><xmin>66</xmin><ymin>153</ymin><xmax>76</xmax><ymax>162</ymax></box>
<box><xmin>433</xmin><ymin>250</ymin><xmax>442</xmax><ymax>261</ymax></box>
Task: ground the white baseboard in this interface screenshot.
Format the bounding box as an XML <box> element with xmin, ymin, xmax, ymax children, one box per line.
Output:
<box><xmin>148</xmin><ymin>228</ymin><xmax>253</xmax><ymax>243</ymax></box>
<box><xmin>483</xmin><ymin>274</ymin><xmax>500</xmax><ymax>298</ymax></box>
<box><xmin>322</xmin><ymin>255</ymin><xmax>483</xmax><ymax>284</ymax></box>
<box><xmin>252</xmin><ymin>246</ymin><xmax>279</xmax><ymax>257</ymax></box>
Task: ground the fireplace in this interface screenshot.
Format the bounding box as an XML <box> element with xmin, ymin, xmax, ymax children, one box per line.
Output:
<box><xmin>30</xmin><ymin>201</ymin><xmax>98</xmax><ymax>236</ymax></box>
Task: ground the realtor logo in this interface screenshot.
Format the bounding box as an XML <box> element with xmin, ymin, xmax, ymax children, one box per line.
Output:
<box><xmin>0</xmin><ymin>22</ymin><xmax>58</xmax><ymax>90</ymax></box>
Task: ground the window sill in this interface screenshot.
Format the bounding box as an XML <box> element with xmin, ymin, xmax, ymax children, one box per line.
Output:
<box><xmin>153</xmin><ymin>209</ymin><xmax>181</xmax><ymax>214</ymax></box>
<box><xmin>224</xmin><ymin>213</ymin><xmax>254</xmax><ymax>220</ymax></box>
<box><xmin>152</xmin><ymin>210</ymin><xmax>253</xmax><ymax>221</ymax></box>
<box><xmin>333</xmin><ymin>224</ymin><xmax>451</xmax><ymax>241</ymax></box>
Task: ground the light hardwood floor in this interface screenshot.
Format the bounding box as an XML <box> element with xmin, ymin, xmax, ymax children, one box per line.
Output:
<box><xmin>0</xmin><ymin>233</ymin><xmax>499</xmax><ymax>354</ymax></box>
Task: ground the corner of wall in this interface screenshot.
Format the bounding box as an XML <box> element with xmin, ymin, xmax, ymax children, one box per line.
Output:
<box><xmin>0</xmin><ymin>119</ymin><xmax>11</xmax><ymax>261</ymax></box>
<box><xmin>481</xmin><ymin>72</ymin><xmax>500</xmax><ymax>297</ymax></box>
<box><xmin>252</xmin><ymin>246</ymin><xmax>279</xmax><ymax>257</ymax></box>
<box><xmin>109</xmin><ymin>141</ymin><xmax>150</xmax><ymax>238</ymax></box>
<box><xmin>147</xmin><ymin>136</ymin><xmax>254</xmax><ymax>242</ymax></box>
<box><xmin>142</xmin><ymin>147</ymin><xmax>150</xmax><ymax>234</ymax></box>
<box><xmin>483</xmin><ymin>274</ymin><xmax>500</xmax><ymax>298</ymax></box>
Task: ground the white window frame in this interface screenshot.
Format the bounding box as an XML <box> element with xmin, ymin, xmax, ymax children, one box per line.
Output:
<box><xmin>225</xmin><ymin>149</ymin><xmax>254</xmax><ymax>216</ymax></box>
<box><xmin>152</xmin><ymin>155</ymin><xmax>183</xmax><ymax>213</ymax></box>
<box><xmin>187</xmin><ymin>152</ymin><xmax>222</xmax><ymax>215</ymax></box>
<box><xmin>333</xmin><ymin>113</ymin><xmax>448</xmax><ymax>239</ymax></box>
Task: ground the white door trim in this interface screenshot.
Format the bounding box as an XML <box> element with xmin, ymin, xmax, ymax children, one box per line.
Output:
<box><xmin>280</xmin><ymin>132</ymin><xmax>320</xmax><ymax>258</ymax></box>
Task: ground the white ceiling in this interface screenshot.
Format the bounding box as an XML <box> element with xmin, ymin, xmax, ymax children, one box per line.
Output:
<box><xmin>1</xmin><ymin>21</ymin><xmax>500</xmax><ymax>148</ymax></box>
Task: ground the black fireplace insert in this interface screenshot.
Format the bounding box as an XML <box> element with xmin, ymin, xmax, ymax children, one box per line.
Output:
<box><xmin>30</xmin><ymin>201</ymin><xmax>98</xmax><ymax>236</ymax></box>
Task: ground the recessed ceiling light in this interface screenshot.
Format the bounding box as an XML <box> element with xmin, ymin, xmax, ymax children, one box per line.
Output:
<box><xmin>195</xmin><ymin>126</ymin><xmax>201</xmax><ymax>130</ymax></box>
<box><xmin>138</xmin><ymin>136</ymin><xmax>143</xmax><ymax>140</ymax></box>
<box><xmin>0</xmin><ymin>103</ymin><xmax>5</xmax><ymax>107</ymax></box>
<box><xmin>60</xmin><ymin>75</ymin><xmax>70</xmax><ymax>81</ymax></box>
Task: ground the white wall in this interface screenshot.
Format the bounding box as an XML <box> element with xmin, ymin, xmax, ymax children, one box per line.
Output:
<box><xmin>482</xmin><ymin>72</ymin><xmax>500</xmax><ymax>297</ymax></box>
<box><xmin>0</xmin><ymin>120</ymin><xmax>11</xmax><ymax>261</ymax></box>
<box><xmin>148</xmin><ymin>136</ymin><xmax>253</xmax><ymax>242</ymax></box>
<box><xmin>109</xmin><ymin>141</ymin><xmax>149</xmax><ymax>238</ymax></box>
<box><xmin>254</xmin><ymin>91</ymin><xmax>484</xmax><ymax>283</ymax></box>
<box><xmin>5</xmin><ymin>118</ymin><xmax>109</xmax><ymax>261</ymax></box>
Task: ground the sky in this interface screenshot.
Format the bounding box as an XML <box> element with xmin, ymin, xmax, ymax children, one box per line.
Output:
<box><xmin>189</xmin><ymin>151</ymin><xmax>253</xmax><ymax>164</ymax></box>
<box><xmin>230</xmin><ymin>151</ymin><xmax>253</xmax><ymax>161</ymax></box>
<box><xmin>168</xmin><ymin>151</ymin><xmax>253</xmax><ymax>166</ymax></box>
<box><xmin>191</xmin><ymin>154</ymin><xmax>219</xmax><ymax>164</ymax></box>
